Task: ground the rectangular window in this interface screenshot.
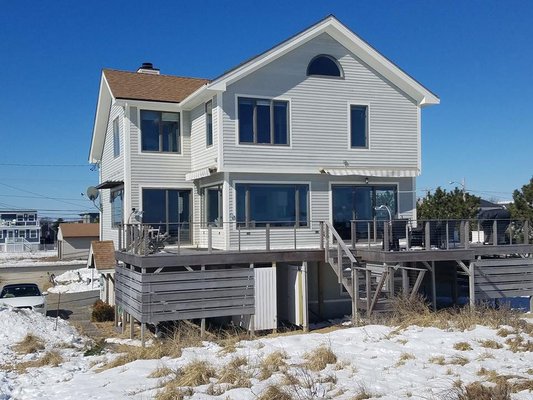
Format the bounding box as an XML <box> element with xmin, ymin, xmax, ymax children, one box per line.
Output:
<box><xmin>19</xmin><ymin>230</ymin><xmax>26</xmax><ymax>238</ymax></box>
<box><xmin>204</xmin><ymin>186</ymin><xmax>222</xmax><ymax>226</ymax></box>
<box><xmin>17</xmin><ymin>215</ymin><xmax>23</xmax><ymax>222</ymax></box>
<box><xmin>206</xmin><ymin>100</ymin><xmax>213</xmax><ymax>147</ymax></box>
<box><xmin>30</xmin><ymin>230</ymin><xmax>37</xmax><ymax>239</ymax></box>
<box><xmin>238</xmin><ymin>97</ymin><xmax>289</xmax><ymax>145</ymax></box>
<box><xmin>113</xmin><ymin>117</ymin><xmax>120</xmax><ymax>157</ymax></box>
<box><xmin>142</xmin><ymin>189</ymin><xmax>191</xmax><ymax>242</ymax></box>
<box><xmin>110</xmin><ymin>188</ymin><xmax>123</xmax><ymax>228</ymax></box>
<box><xmin>140</xmin><ymin>110</ymin><xmax>180</xmax><ymax>153</ymax></box>
<box><xmin>28</xmin><ymin>214</ymin><xmax>35</xmax><ymax>222</ymax></box>
<box><xmin>350</xmin><ymin>105</ymin><xmax>368</xmax><ymax>148</ymax></box>
<box><xmin>0</xmin><ymin>230</ymin><xmax>3</xmax><ymax>239</ymax></box>
<box><xmin>236</xmin><ymin>183</ymin><xmax>308</xmax><ymax>227</ymax></box>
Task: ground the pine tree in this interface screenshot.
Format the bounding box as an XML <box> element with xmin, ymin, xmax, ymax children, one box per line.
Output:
<box><xmin>508</xmin><ymin>177</ymin><xmax>533</xmax><ymax>221</ymax></box>
<box><xmin>417</xmin><ymin>187</ymin><xmax>480</xmax><ymax>219</ymax></box>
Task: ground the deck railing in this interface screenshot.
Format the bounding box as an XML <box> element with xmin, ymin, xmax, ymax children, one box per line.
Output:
<box><xmin>117</xmin><ymin>218</ymin><xmax>531</xmax><ymax>255</ymax></box>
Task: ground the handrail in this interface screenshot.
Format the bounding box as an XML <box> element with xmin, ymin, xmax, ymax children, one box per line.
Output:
<box><xmin>322</xmin><ymin>221</ymin><xmax>362</xmax><ymax>267</ymax></box>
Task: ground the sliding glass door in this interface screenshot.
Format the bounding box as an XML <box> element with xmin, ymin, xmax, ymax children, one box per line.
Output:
<box><xmin>332</xmin><ymin>185</ymin><xmax>397</xmax><ymax>240</ymax></box>
<box><xmin>142</xmin><ymin>189</ymin><xmax>191</xmax><ymax>243</ymax></box>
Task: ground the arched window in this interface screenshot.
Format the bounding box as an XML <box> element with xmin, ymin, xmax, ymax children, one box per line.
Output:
<box><xmin>307</xmin><ymin>55</ymin><xmax>343</xmax><ymax>77</ymax></box>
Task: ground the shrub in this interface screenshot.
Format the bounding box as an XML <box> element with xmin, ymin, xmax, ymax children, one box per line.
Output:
<box><xmin>13</xmin><ymin>334</ymin><xmax>45</xmax><ymax>354</ymax></box>
<box><xmin>304</xmin><ymin>345</ymin><xmax>337</xmax><ymax>371</ymax></box>
<box><xmin>91</xmin><ymin>300</ymin><xmax>115</xmax><ymax>322</ymax></box>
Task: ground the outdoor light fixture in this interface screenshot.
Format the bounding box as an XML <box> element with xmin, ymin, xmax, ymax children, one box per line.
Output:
<box><xmin>374</xmin><ymin>204</ymin><xmax>392</xmax><ymax>223</ymax></box>
<box><xmin>365</xmin><ymin>177</ymin><xmax>369</xmax><ymax>184</ymax></box>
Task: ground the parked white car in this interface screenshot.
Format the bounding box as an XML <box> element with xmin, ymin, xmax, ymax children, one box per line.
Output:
<box><xmin>0</xmin><ymin>283</ymin><xmax>47</xmax><ymax>315</ymax></box>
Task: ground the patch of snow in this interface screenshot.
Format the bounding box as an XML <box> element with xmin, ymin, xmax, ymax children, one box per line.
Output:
<box><xmin>1</xmin><ymin>309</ymin><xmax>532</xmax><ymax>399</ymax></box>
<box><xmin>105</xmin><ymin>338</ymin><xmax>153</xmax><ymax>347</ymax></box>
<box><xmin>48</xmin><ymin>268</ymin><xmax>101</xmax><ymax>294</ymax></box>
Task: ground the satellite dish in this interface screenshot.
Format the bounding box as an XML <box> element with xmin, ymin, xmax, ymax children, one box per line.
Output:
<box><xmin>86</xmin><ymin>186</ymin><xmax>99</xmax><ymax>201</ymax></box>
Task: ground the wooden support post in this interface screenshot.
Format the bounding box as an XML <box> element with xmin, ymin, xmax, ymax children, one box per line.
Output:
<box><xmin>384</xmin><ymin>224</ymin><xmax>390</xmax><ymax>251</ymax></box>
<box><xmin>118</xmin><ymin>224</ymin><xmax>123</xmax><ymax>250</ymax></box>
<box><xmin>177</xmin><ymin>224</ymin><xmax>181</xmax><ymax>255</ymax></box>
<box><xmin>493</xmin><ymin>220</ymin><xmax>497</xmax><ymax>246</ymax></box>
<box><xmin>249</xmin><ymin>315</ymin><xmax>255</xmax><ymax>338</ymax></box>
<box><xmin>425</xmin><ymin>221</ymin><xmax>431</xmax><ymax>250</ymax></box>
<box><xmin>431</xmin><ymin>261</ymin><xmax>437</xmax><ymax>311</ymax></box>
<box><xmin>351</xmin><ymin>220</ymin><xmax>356</xmax><ymax>249</ymax></box>
<box><xmin>319</xmin><ymin>221</ymin><xmax>324</xmax><ymax>250</ymax></box>
<box><xmin>469</xmin><ymin>262</ymin><xmax>476</xmax><ymax>308</ymax></box>
<box><xmin>337</xmin><ymin>244</ymin><xmax>342</xmax><ymax>284</ymax></box>
<box><xmin>325</xmin><ymin>224</ymin><xmax>329</xmax><ymax>257</ymax></box>
<box><xmin>464</xmin><ymin>221</ymin><xmax>470</xmax><ymax>249</ymax></box>
<box><xmin>302</xmin><ymin>262</ymin><xmax>309</xmax><ymax>333</ymax></box>
<box><xmin>405</xmin><ymin>224</ymin><xmax>410</xmax><ymax>250</ymax></box>
<box><xmin>373</xmin><ymin>217</ymin><xmax>377</xmax><ymax>243</ymax></box>
<box><xmin>141</xmin><ymin>323</ymin><xmax>146</xmax><ymax>347</ymax></box>
<box><xmin>365</xmin><ymin>269</ymin><xmax>372</xmax><ymax>314</ymax></box>
<box><xmin>459</xmin><ymin>220</ymin><xmax>465</xmax><ymax>246</ymax></box>
<box><xmin>121</xmin><ymin>309</ymin><xmax>127</xmax><ymax>334</ymax></box>
<box><xmin>369</xmin><ymin>270</ymin><xmax>388</xmax><ymax>315</ymax></box>
<box><xmin>208</xmin><ymin>225</ymin><xmax>212</xmax><ymax>253</ymax></box>
<box><xmin>388</xmin><ymin>264</ymin><xmax>395</xmax><ymax>298</ymax></box>
<box><xmin>129</xmin><ymin>314</ymin><xmax>134</xmax><ymax>339</ymax></box>
<box><xmin>200</xmin><ymin>319</ymin><xmax>206</xmax><ymax>339</ymax></box>
<box><xmin>238</xmin><ymin>225</ymin><xmax>241</xmax><ymax>252</ymax></box>
<box><xmin>265</xmin><ymin>224</ymin><xmax>270</xmax><ymax>251</ymax></box>
<box><xmin>446</xmin><ymin>221</ymin><xmax>450</xmax><ymax>250</ymax></box>
<box><xmin>351</xmin><ymin>265</ymin><xmax>359</xmax><ymax>325</ymax></box>
<box><xmin>402</xmin><ymin>266</ymin><xmax>409</xmax><ymax>295</ymax></box>
<box><xmin>114</xmin><ymin>303</ymin><xmax>119</xmax><ymax>328</ymax></box>
<box><xmin>410</xmin><ymin>269</ymin><xmax>426</xmax><ymax>300</ymax></box>
<box><xmin>524</xmin><ymin>221</ymin><xmax>530</xmax><ymax>245</ymax></box>
<box><xmin>367</xmin><ymin>222</ymin><xmax>371</xmax><ymax>248</ymax></box>
<box><xmin>293</xmin><ymin>225</ymin><xmax>297</xmax><ymax>250</ymax></box>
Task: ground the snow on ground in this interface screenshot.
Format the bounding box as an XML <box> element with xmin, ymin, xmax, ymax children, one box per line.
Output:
<box><xmin>1</xmin><ymin>308</ymin><xmax>532</xmax><ymax>399</ymax></box>
<box><xmin>48</xmin><ymin>268</ymin><xmax>101</xmax><ymax>294</ymax></box>
<box><xmin>0</xmin><ymin>250</ymin><xmax>85</xmax><ymax>267</ymax></box>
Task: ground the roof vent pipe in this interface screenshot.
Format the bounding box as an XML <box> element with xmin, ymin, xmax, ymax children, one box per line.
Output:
<box><xmin>137</xmin><ymin>62</ymin><xmax>160</xmax><ymax>75</ymax></box>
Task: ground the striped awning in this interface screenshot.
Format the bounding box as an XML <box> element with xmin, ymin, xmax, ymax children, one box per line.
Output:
<box><xmin>185</xmin><ymin>166</ymin><xmax>217</xmax><ymax>181</ymax></box>
<box><xmin>321</xmin><ymin>167</ymin><xmax>419</xmax><ymax>178</ymax></box>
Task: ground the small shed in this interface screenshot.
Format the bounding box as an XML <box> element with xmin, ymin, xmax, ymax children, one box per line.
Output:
<box><xmin>87</xmin><ymin>240</ymin><xmax>117</xmax><ymax>305</ymax></box>
<box><xmin>57</xmin><ymin>223</ymin><xmax>99</xmax><ymax>260</ymax></box>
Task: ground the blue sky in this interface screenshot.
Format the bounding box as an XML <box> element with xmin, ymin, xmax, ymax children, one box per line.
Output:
<box><xmin>0</xmin><ymin>1</ymin><xmax>531</xmax><ymax>219</ymax></box>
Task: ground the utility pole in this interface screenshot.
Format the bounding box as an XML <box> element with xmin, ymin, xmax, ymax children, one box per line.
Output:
<box><xmin>450</xmin><ymin>178</ymin><xmax>466</xmax><ymax>201</ymax></box>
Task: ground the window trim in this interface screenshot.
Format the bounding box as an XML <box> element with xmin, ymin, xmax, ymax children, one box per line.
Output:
<box><xmin>30</xmin><ymin>230</ymin><xmax>38</xmax><ymax>239</ymax></box>
<box><xmin>347</xmin><ymin>102</ymin><xmax>371</xmax><ymax>150</ymax></box>
<box><xmin>202</xmin><ymin>184</ymin><xmax>223</xmax><ymax>228</ymax></box>
<box><xmin>110</xmin><ymin>186</ymin><xmax>124</xmax><ymax>229</ymax></box>
<box><xmin>113</xmin><ymin>117</ymin><xmax>120</xmax><ymax>158</ymax></box>
<box><xmin>306</xmin><ymin>54</ymin><xmax>344</xmax><ymax>79</ymax></box>
<box><xmin>233</xmin><ymin>181</ymin><xmax>311</xmax><ymax>229</ymax></box>
<box><xmin>329</xmin><ymin>182</ymin><xmax>400</xmax><ymax>223</ymax></box>
<box><xmin>0</xmin><ymin>230</ymin><xmax>3</xmax><ymax>239</ymax></box>
<box><xmin>206</xmin><ymin>99</ymin><xmax>213</xmax><ymax>148</ymax></box>
<box><xmin>235</xmin><ymin>94</ymin><xmax>292</xmax><ymax>148</ymax></box>
<box><xmin>139</xmin><ymin>109</ymin><xmax>182</xmax><ymax>154</ymax></box>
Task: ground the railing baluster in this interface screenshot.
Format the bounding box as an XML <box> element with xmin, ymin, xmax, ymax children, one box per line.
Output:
<box><xmin>446</xmin><ymin>221</ymin><xmax>449</xmax><ymax>250</ymax></box>
<box><xmin>266</xmin><ymin>223</ymin><xmax>270</xmax><ymax>251</ymax></box>
<box><xmin>351</xmin><ymin>220</ymin><xmax>355</xmax><ymax>249</ymax></box>
<box><xmin>524</xmin><ymin>220</ymin><xmax>530</xmax><ymax>244</ymax></box>
<box><xmin>367</xmin><ymin>222</ymin><xmax>371</xmax><ymax>249</ymax></box>
<box><xmin>208</xmin><ymin>225</ymin><xmax>212</xmax><ymax>253</ymax></box>
<box><xmin>293</xmin><ymin>225</ymin><xmax>297</xmax><ymax>250</ymax></box>
<box><xmin>493</xmin><ymin>220</ymin><xmax>497</xmax><ymax>246</ymax></box>
<box><xmin>337</xmin><ymin>243</ymin><xmax>342</xmax><ymax>284</ymax></box>
<box><xmin>425</xmin><ymin>221</ymin><xmax>431</xmax><ymax>250</ymax></box>
<box><xmin>319</xmin><ymin>221</ymin><xmax>324</xmax><ymax>250</ymax></box>
<box><xmin>464</xmin><ymin>221</ymin><xmax>470</xmax><ymax>249</ymax></box>
<box><xmin>177</xmin><ymin>224</ymin><xmax>181</xmax><ymax>255</ymax></box>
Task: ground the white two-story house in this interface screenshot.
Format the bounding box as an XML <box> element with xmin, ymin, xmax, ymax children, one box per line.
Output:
<box><xmin>0</xmin><ymin>210</ymin><xmax>41</xmax><ymax>252</ymax></box>
<box><xmin>89</xmin><ymin>16</ymin><xmax>438</xmax><ymax>254</ymax></box>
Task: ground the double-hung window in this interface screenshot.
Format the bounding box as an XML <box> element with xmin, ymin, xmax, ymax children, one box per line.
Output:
<box><xmin>350</xmin><ymin>105</ymin><xmax>368</xmax><ymax>148</ymax></box>
<box><xmin>30</xmin><ymin>230</ymin><xmax>37</xmax><ymax>239</ymax></box>
<box><xmin>110</xmin><ymin>188</ymin><xmax>123</xmax><ymax>228</ymax></box>
<box><xmin>113</xmin><ymin>117</ymin><xmax>120</xmax><ymax>157</ymax></box>
<box><xmin>140</xmin><ymin>110</ymin><xmax>180</xmax><ymax>153</ymax></box>
<box><xmin>238</xmin><ymin>97</ymin><xmax>289</xmax><ymax>145</ymax></box>
<box><xmin>204</xmin><ymin>185</ymin><xmax>222</xmax><ymax>227</ymax></box>
<box><xmin>236</xmin><ymin>183</ymin><xmax>308</xmax><ymax>227</ymax></box>
<box><xmin>206</xmin><ymin>100</ymin><xmax>213</xmax><ymax>147</ymax></box>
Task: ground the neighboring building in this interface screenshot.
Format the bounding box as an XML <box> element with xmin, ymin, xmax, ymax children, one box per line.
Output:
<box><xmin>0</xmin><ymin>210</ymin><xmax>40</xmax><ymax>252</ymax></box>
<box><xmin>57</xmin><ymin>223</ymin><xmax>99</xmax><ymax>259</ymax></box>
<box><xmin>87</xmin><ymin>240</ymin><xmax>117</xmax><ymax>305</ymax></box>
<box><xmin>79</xmin><ymin>212</ymin><xmax>100</xmax><ymax>224</ymax></box>
<box><xmin>90</xmin><ymin>16</ymin><xmax>439</xmax><ymax>251</ymax></box>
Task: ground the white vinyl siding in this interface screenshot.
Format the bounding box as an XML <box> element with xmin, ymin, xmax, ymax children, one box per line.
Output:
<box><xmin>221</xmin><ymin>33</ymin><xmax>418</xmax><ymax>172</ymax></box>
<box><xmin>191</xmin><ymin>97</ymin><xmax>218</xmax><ymax>171</ymax></box>
<box><xmin>128</xmin><ymin>106</ymin><xmax>194</xmax><ymax>213</ymax></box>
<box><xmin>101</xmin><ymin>105</ymin><xmax>124</xmax><ymax>242</ymax></box>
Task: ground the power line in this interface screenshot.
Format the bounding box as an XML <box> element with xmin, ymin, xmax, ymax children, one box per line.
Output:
<box><xmin>0</xmin><ymin>182</ymin><xmax>88</xmax><ymax>209</ymax></box>
<box><xmin>0</xmin><ymin>193</ymin><xmax>88</xmax><ymax>202</ymax></box>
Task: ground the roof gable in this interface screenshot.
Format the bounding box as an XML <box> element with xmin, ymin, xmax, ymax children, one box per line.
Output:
<box><xmin>87</xmin><ymin>240</ymin><xmax>116</xmax><ymax>271</ymax></box>
<box><xmin>58</xmin><ymin>223</ymin><xmax>99</xmax><ymax>238</ymax></box>
<box><xmin>207</xmin><ymin>15</ymin><xmax>439</xmax><ymax>106</ymax></box>
<box><xmin>103</xmin><ymin>70</ymin><xmax>209</xmax><ymax>103</ymax></box>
